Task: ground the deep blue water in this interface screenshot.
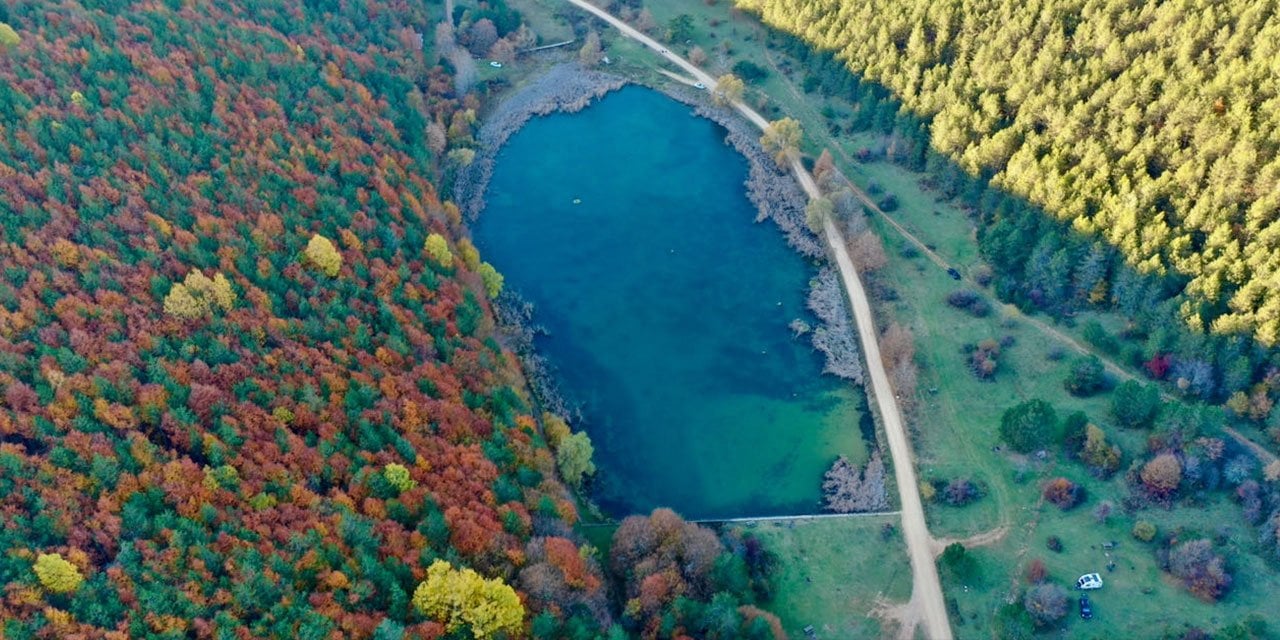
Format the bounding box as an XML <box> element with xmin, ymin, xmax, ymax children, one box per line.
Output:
<box><xmin>473</xmin><ymin>86</ymin><xmax>863</xmax><ymax>519</ymax></box>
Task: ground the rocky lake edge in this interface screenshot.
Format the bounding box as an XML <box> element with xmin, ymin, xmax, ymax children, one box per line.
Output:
<box><xmin>456</xmin><ymin>62</ymin><xmax>865</xmax><ymax>420</ymax></box>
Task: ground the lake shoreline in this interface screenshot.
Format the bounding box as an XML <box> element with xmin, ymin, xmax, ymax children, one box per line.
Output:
<box><xmin>456</xmin><ymin>63</ymin><xmax>629</xmax><ymax>221</ymax></box>
<box><xmin>462</xmin><ymin>63</ymin><xmax>864</xmax><ymax>409</ymax></box>
<box><xmin>471</xmin><ymin>84</ymin><xmax>870</xmax><ymax>518</ymax></box>
<box><xmin>456</xmin><ymin>63</ymin><xmax>817</xmax><ymax>258</ymax></box>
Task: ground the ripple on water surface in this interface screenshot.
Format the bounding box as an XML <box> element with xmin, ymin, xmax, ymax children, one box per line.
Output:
<box><xmin>473</xmin><ymin>86</ymin><xmax>865</xmax><ymax>519</ymax></box>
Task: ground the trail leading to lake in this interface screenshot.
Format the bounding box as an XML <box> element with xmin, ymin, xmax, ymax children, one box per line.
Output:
<box><xmin>562</xmin><ymin>1</ymin><xmax>953</xmax><ymax>637</ymax></box>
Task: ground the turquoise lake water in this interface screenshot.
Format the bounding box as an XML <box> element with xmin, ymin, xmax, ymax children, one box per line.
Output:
<box><xmin>473</xmin><ymin>86</ymin><xmax>864</xmax><ymax>519</ymax></box>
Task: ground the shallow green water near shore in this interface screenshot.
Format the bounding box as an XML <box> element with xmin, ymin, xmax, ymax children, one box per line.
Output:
<box><xmin>473</xmin><ymin>86</ymin><xmax>864</xmax><ymax>519</ymax></box>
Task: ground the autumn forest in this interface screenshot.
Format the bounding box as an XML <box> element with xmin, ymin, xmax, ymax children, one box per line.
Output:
<box><xmin>0</xmin><ymin>0</ymin><xmax>790</xmax><ymax>637</ymax></box>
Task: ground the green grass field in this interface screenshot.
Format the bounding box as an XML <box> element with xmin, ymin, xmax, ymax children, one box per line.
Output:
<box><xmin>741</xmin><ymin>516</ymin><xmax>911</xmax><ymax>639</ymax></box>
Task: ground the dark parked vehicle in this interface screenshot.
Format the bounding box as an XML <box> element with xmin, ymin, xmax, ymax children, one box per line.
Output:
<box><xmin>1079</xmin><ymin>595</ymin><xmax>1093</xmax><ymax>620</ymax></box>
<box><xmin>947</xmin><ymin>267</ymin><xmax>962</xmax><ymax>280</ymax></box>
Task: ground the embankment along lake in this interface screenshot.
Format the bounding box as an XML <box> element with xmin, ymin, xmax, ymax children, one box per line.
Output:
<box><xmin>473</xmin><ymin>86</ymin><xmax>865</xmax><ymax>519</ymax></box>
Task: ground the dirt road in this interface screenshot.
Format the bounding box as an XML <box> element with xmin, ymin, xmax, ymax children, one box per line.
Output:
<box><xmin>562</xmin><ymin>1</ymin><xmax>952</xmax><ymax>637</ymax></box>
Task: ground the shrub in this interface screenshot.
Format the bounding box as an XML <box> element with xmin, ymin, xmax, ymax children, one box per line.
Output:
<box><xmin>1081</xmin><ymin>321</ymin><xmax>1120</xmax><ymax>353</ymax></box>
<box><xmin>1266</xmin><ymin>459</ymin><xmax>1280</xmax><ymax>482</ymax></box>
<box><xmin>877</xmin><ymin>193</ymin><xmax>899</xmax><ymax>211</ymax></box>
<box><xmin>542</xmin><ymin>413</ymin><xmax>571</xmax><ymax>448</ymax></box>
<box><xmin>946</xmin><ymin>289</ymin><xmax>992</xmax><ymax>317</ymax></box>
<box><xmin>1224</xmin><ymin>454</ymin><xmax>1255</xmax><ymax>485</ymax></box>
<box><xmin>1081</xmin><ymin>424</ymin><xmax>1122</xmax><ymax>476</ymax></box>
<box><xmin>1046</xmin><ymin>536</ymin><xmax>1063</xmax><ymax>552</ymax></box>
<box><xmin>1141</xmin><ymin>453</ymin><xmax>1183</xmax><ymax>499</ymax></box>
<box><xmin>1064</xmin><ymin>356</ymin><xmax>1107</xmax><ymax>396</ymax></box>
<box><xmin>973</xmin><ymin>264</ymin><xmax>994</xmax><ymax>287</ymax></box>
<box><xmin>1168</xmin><ymin>539</ymin><xmax>1232</xmax><ymax>602</ymax></box>
<box><xmin>1025</xmin><ymin>559</ymin><xmax>1047</xmax><ymax>584</ymax></box>
<box><xmin>969</xmin><ymin>339</ymin><xmax>1001</xmax><ymax>380</ymax></box>
<box><xmin>1093</xmin><ymin>501</ymin><xmax>1113</xmax><ymax>524</ymax></box>
<box><xmin>1042</xmin><ymin>477</ymin><xmax>1083</xmax><ymax>510</ymax></box>
<box><xmin>940</xmin><ymin>543</ymin><xmax>978</xmax><ymax>582</ymax></box>
<box><xmin>731</xmin><ymin>59</ymin><xmax>768</xmax><ymax>83</ymax></box>
<box><xmin>999</xmin><ymin>399</ymin><xmax>1059</xmax><ymax>453</ymax></box>
<box><xmin>1145</xmin><ymin>353</ymin><xmax>1172</xmax><ymax>379</ymax></box>
<box><xmin>1132</xmin><ymin>520</ymin><xmax>1157</xmax><ymax>542</ymax></box>
<box><xmin>1022</xmin><ymin>583</ymin><xmax>1068</xmax><ymax>627</ymax></box>
<box><xmin>823</xmin><ymin>454</ymin><xmax>889</xmax><ymax>513</ymax></box>
<box><xmin>805</xmin><ymin>196</ymin><xmax>833</xmax><ymax>234</ymax></box>
<box><xmin>1111</xmin><ymin>380</ymin><xmax>1163</xmax><ymax>428</ymax></box>
<box><xmin>942</xmin><ymin>477</ymin><xmax>981</xmax><ymax>506</ymax></box>
<box><xmin>919</xmin><ymin>481</ymin><xmax>937</xmax><ymax>502</ymax></box>
<box><xmin>1061</xmin><ymin>411</ymin><xmax>1090</xmax><ymax>454</ymax></box>
<box><xmin>946</xmin><ymin>289</ymin><xmax>979</xmax><ymax>308</ymax></box>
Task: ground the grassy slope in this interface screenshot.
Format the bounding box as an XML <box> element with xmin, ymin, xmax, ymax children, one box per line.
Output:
<box><xmin>742</xmin><ymin>516</ymin><xmax>911</xmax><ymax>638</ymax></box>
<box><xmin>633</xmin><ymin>0</ymin><xmax>1280</xmax><ymax>636</ymax></box>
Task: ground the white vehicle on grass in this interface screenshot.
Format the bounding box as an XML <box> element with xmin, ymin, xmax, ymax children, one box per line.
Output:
<box><xmin>1076</xmin><ymin>573</ymin><xmax>1103</xmax><ymax>590</ymax></box>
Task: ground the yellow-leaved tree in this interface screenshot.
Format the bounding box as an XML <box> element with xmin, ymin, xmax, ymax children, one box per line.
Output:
<box><xmin>555</xmin><ymin>431</ymin><xmax>596</xmax><ymax>488</ymax></box>
<box><xmin>163</xmin><ymin>282</ymin><xmax>204</xmax><ymax>320</ymax></box>
<box><xmin>34</xmin><ymin>553</ymin><xmax>83</xmax><ymax>594</ymax></box>
<box><xmin>412</xmin><ymin>560</ymin><xmax>524</xmax><ymax>639</ymax></box>
<box><xmin>163</xmin><ymin>269</ymin><xmax>236</xmax><ymax>319</ymax></box>
<box><xmin>760</xmin><ymin>117</ymin><xmax>802</xmax><ymax>166</ymax></box>
<box><xmin>477</xmin><ymin>262</ymin><xmax>504</xmax><ymax>299</ymax></box>
<box><xmin>0</xmin><ymin>23</ymin><xmax>19</xmax><ymax>47</ymax></box>
<box><xmin>425</xmin><ymin>233</ymin><xmax>454</xmax><ymax>268</ymax></box>
<box><xmin>712</xmin><ymin>74</ymin><xmax>744</xmax><ymax>107</ymax></box>
<box><xmin>383</xmin><ymin>463</ymin><xmax>416</xmax><ymax>493</ymax></box>
<box><xmin>543</xmin><ymin>412</ymin><xmax>571</xmax><ymax>448</ymax></box>
<box><xmin>304</xmin><ymin>234</ymin><xmax>342</xmax><ymax>276</ymax></box>
<box><xmin>804</xmin><ymin>196</ymin><xmax>833</xmax><ymax>234</ymax></box>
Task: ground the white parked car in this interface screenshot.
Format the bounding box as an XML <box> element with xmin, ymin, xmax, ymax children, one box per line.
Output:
<box><xmin>489</xmin><ymin>61</ymin><xmax>503</xmax><ymax>68</ymax></box>
<box><xmin>693</xmin><ymin>82</ymin><xmax>706</xmax><ymax>89</ymax></box>
<box><xmin>1076</xmin><ymin>573</ymin><xmax>1103</xmax><ymax>590</ymax></box>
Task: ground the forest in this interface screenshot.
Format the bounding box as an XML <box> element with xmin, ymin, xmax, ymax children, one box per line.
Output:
<box><xmin>735</xmin><ymin>0</ymin><xmax>1280</xmax><ymax>346</ymax></box>
<box><xmin>0</xmin><ymin>0</ymin><xmax>779</xmax><ymax>637</ymax></box>
<box><xmin>718</xmin><ymin>1</ymin><xmax>1280</xmax><ymax>420</ymax></box>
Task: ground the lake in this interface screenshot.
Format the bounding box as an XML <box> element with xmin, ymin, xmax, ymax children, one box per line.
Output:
<box><xmin>473</xmin><ymin>86</ymin><xmax>864</xmax><ymax>519</ymax></box>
